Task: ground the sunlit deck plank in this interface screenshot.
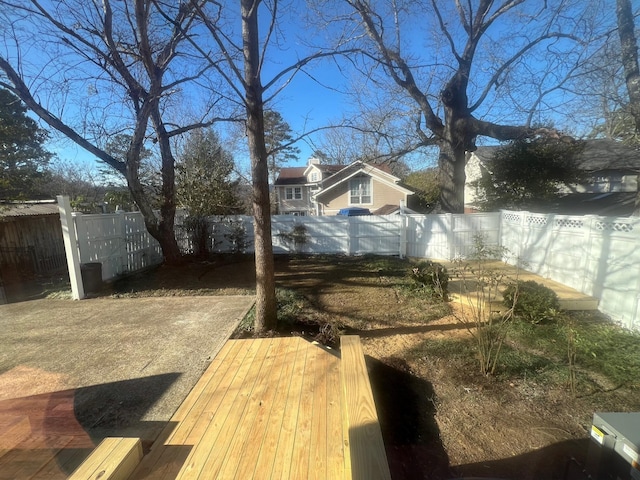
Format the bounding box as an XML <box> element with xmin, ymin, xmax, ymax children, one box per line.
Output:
<box><xmin>174</xmin><ymin>339</ymin><xmax>272</xmax><ymax>479</ymax></box>
<box><xmin>289</xmin><ymin>341</ymin><xmax>317</xmax><ymax>480</ymax></box>
<box><xmin>128</xmin><ymin>340</ymin><xmax>251</xmax><ymax>480</ymax></box>
<box><xmin>325</xmin><ymin>350</ymin><xmax>346</xmax><ymax>480</ymax></box>
<box><xmin>168</xmin><ymin>340</ymin><xmax>248</xmax><ymax>445</ymax></box>
<box><xmin>308</xmin><ymin>343</ymin><xmax>329</xmax><ymax>479</ymax></box>
<box><xmin>169</xmin><ymin>340</ymin><xmax>244</xmax><ymax>424</ymax></box>
<box><xmin>233</xmin><ymin>337</ymin><xmax>301</xmax><ymax>479</ymax></box>
<box><xmin>215</xmin><ymin>338</ymin><xmax>293</xmax><ymax>479</ymax></box>
<box><xmin>257</xmin><ymin>337</ymin><xmax>308</xmax><ymax>480</ymax></box>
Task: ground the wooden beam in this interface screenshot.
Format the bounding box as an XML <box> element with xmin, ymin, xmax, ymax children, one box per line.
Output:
<box><xmin>68</xmin><ymin>437</ymin><xmax>142</xmax><ymax>480</ymax></box>
<box><xmin>340</xmin><ymin>335</ymin><xmax>391</xmax><ymax>480</ymax></box>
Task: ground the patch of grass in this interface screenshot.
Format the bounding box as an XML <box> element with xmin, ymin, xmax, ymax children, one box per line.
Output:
<box><xmin>498</xmin><ymin>312</ymin><xmax>640</xmax><ymax>389</ymax></box>
<box><xmin>573</xmin><ymin>317</ymin><xmax>640</xmax><ymax>389</ymax></box>
<box><xmin>409</xmin><ymin>337</ymin><xmax>476</xmax><ymax>363</ymax></box>
<box><xmin>232</xmin><ymin>305</ymin><xmax>256</xmax><ymax>337</ymax></box>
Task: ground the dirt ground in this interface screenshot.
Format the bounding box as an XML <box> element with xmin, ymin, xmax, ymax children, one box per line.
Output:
<box><xmin>9</xmin><ymin>254</ymin><xmax>637</xmax><ymax>479</ymax></box>
<box><xmin>268</xmin><ymin>255</ymin><xmax>639</xmax><ymax>480</ymax></box>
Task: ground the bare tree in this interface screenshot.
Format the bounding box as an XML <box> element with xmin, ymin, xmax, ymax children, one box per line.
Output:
<box><xmin>329</xmin><ymin>0</ymin><xmax>605</xmax><ymax>212</ymax></box>
<box><xmin>0</xmin><ymin>0</ymin><xmax>235</xmax><ymax>262</ymax></box>
<box><xmin>192</xmin><ymin>0</ymin><xmax>351</xmax><ymax>331</ymax></box>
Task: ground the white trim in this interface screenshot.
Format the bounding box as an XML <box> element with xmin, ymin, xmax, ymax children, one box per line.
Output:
<box><xmin>315</xmin><ymin>167</ymin><xmax>413</xmax><ymax>200</ymax></box>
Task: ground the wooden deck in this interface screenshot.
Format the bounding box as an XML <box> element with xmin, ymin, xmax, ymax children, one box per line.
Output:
<box><xmin>447</xmin><ymin>260</ymin><xmax>599</xmax><ymax>311</ymax></box>
<box><xmin>127</xmin><ymin>336</ymin><xmax>383</xmax><ymax>480</ymax></box>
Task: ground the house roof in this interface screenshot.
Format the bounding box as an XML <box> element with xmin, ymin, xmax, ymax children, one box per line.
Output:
<box><xmin>471</xmin><ymin>139</ymin><xmax>640</xmax><ymax>172</ymax></box>
<box><xmin>274</xmin><ymin>167</ymin><xmax>307</xmax><ymax>186</ymax></box>
<box><xmin>0</xmin><ymin>201</ymin><xmax>59</xmax><ymax>218</ymax></box>
<box><xmin>574</xmin><ymin>139</ymin><xmax>640</xmax><ymax>171</ymax></box>
<box><xmin>315</xmin><ymin>161</ymin><xmax>407</xmax><ymax>197</ymax></box>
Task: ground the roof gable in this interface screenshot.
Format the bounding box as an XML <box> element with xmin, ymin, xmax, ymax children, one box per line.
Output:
<box><xmin>315</xmin><ymin>161</ymin><xmax>412</xmax><ymax>199</ymax></box>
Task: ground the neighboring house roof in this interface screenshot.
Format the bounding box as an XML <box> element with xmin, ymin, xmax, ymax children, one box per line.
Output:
<box><xmin>574</xmin><ymin>139</ymin><xmax>640</xmax><ymax>172</ymax></box>
<box><xmin>314</xmin><ymin>161</ymin><xmax>412</xmax><ymax>199</ymax></box>
<box><xmin>470</xmin><ymin>138</ymin><xmax>640</xmax><ymax>173</ymax></box>
<box><xmin>372</xmin><ymin>204</ymin><xmax>418</xmax><ymax>215</ymax></box>
<box><xmin>274</xmin><ymin>167</ymin><xmax>307</xmax><ymax>186</ymax></box>
<box><xmin>0</xmin><ymin>201</ymin><xmax>59</xmax><ymax>218</ymax></box>
<box><xmin>303</xmin><ymin>163</ymin><xmax>344</xmax><ymax>177</ymax></box>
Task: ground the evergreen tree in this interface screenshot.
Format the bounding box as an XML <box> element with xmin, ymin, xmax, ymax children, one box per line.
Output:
<box><xmin>264</xmin><ymin>110</ymin><xmax>300</xmax><ymax>184</ymax></box>
<box><xmin>176</xmin><ymin>128</ymin><xmax>241</xmax><ymax>256</ymax></box>
<box><xmin>471</xmin><ymin>139</ymin><xmax>585</xmax><ymax>211</ymax></box>
<box><xmin>0</xmin><ymin>89</ymin><xmax>53</xmax><ymax>200</ymax></box>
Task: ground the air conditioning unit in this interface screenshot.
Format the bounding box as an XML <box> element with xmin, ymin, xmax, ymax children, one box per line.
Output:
<box><xmin>586</xmin><ymin>412</ymin><xmax>640</xmax><ymax>480</ymax></box>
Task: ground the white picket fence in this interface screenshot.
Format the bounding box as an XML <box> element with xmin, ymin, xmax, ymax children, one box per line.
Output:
<box><xmin>58</xmin><ymin>196</ymin><xmax>640</xmax><ymax>331</ymax></box>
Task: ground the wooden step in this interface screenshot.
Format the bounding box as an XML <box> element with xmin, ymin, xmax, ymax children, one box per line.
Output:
<box><xmin>68</xmin><ymin>437</ymin><xmax>142</xmax><ymax>480</ymax></box>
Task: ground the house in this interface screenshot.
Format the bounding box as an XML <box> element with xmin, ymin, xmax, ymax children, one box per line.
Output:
<box><xmin>464</xmin><ymin>139</ymin><xmax>640</xmax><ymax>216</ymax></box>
<box><xmin>274</xmin><ymin>158</ymin><xmax>415</xmax><ymax>216</ymax></box>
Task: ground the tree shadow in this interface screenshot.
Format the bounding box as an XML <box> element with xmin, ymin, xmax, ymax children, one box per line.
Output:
<box><xmin>365</xmin><ymin>355</ymin><xmax>455</xmax><ymax>480</ymax></box>
<box><xmin>452</xmin><ymin>438</ymin><xmax>591</xmax><ymax>480</ymax></box>
<box><xmin>0</xmin><ymin>373</ymin><xmax>181</xmax><ymax>477</ymax></box>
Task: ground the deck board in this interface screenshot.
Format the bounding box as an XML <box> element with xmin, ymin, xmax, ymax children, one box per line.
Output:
<box><xmin>262</xmin><ymin>337</ymin><xmax>308</xmax><ymax>480</ymax></box>
<box><xmin>129</xmin><ymin>336</ymin><xmax>347</xmax><ymax>480</ymax></box>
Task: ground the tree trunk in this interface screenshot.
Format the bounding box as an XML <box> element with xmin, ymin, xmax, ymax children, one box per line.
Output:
<box><xmin>617</xmin><ymin>0</ymin><xmax>640</xmax><ymax>133</ymax></box>
<box><xmin>242</xmin><ymin>0</ymin><xmax>278</xmax><ymax>332</ymax></box>
<box><xmin>616</xmin><ymin>0</ymin><xmax>640</xmax><ymax>216</ymax></box>
<box><xmin>438</xmin><ymin>141</ymin><xmax>467</xmax><ymax>213</ymax></box>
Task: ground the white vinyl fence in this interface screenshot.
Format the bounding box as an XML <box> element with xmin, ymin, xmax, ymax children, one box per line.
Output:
<box><xmin>58</xmin><ymin>196</ymin><xmax>163</xmax><ymax>299</ymax></box>
<box><xmin>59</xmin><ymin>195</ymin><xmax>640</xmax><ymax>331</ymax></box>
<box><xmin>500</xmin><ymin>210</ymin><xmax>640</xmax><ymax>331</ymax></box>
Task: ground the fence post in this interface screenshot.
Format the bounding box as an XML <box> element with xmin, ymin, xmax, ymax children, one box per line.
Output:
<box><xmin>446</xmin><ymin>214</ymin><xmax>455</xmax><ymax>260</ymax></box>
<box><xmin>399</xmin><ymin>214</ymin><xmax>407</xmax><ymax>258</ymax></box>
<box><xmin>57</xmin><ymin>195</ymin><xmax>85</xmax><ymax>300</ymax></box>
<box><xmin>117</xmin><ymin>211</ymin><xmax>127</xmax><ymax>273</ymax></box>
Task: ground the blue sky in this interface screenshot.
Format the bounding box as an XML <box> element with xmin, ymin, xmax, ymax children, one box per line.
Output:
<box><xmin>33</xmin><ymin>0</ymin><xmax>613</xmax><ymax>179</ymax></box>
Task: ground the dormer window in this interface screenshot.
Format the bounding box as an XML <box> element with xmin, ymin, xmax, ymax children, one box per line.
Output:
<box><xmin>310</xmin><ymin>172</ymin><xmax>319</xmax><ymax>182</ymax></box>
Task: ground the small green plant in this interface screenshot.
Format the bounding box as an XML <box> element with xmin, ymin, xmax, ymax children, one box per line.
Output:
<box><xmin>278</xmin><ymin>223</ymin><xmax>310</xmax><ymax>253</ymax></box>
<box><xmin>410</xmin><ymin>260</ymin><xmax>449</xmax><ymax>300</ymax></box>
<box><xmin>503</xmin><ymin>280</ymin><xmax>560</xmax><ymax>324</ymax></box>
<box><xmin>223</xmin><ymin>218</ymin><xmax>251</xmax><ymax>254</ymax></box>
<box><xmin>276</xmin><ymin>288</ymin><xmax>306</xmax><ymax>325</ymax></box>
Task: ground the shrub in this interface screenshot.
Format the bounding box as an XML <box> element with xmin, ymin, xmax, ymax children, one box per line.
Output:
<box><xmin>410</xmin><ymin>260</ymin><xmax>449</xmax><ymax>300</ymax></box>
<box><xmin>278</xmin><ymin>223</ymin><xmax>310</xmax><ymax>253</ymax></box>
<box><xmin>453</xmin><ymin>235</ymin><xmax>514</xmax><ymax>375</ymax></box>
<box><xmin>503</xmin><ymin>280</ymin><xmax>560</xmax><ymax>324</ymax></box>
<box><xmin>223</xmin><ymin>218</ymin><xmax>251</xmax><ymax>254</ymax></box>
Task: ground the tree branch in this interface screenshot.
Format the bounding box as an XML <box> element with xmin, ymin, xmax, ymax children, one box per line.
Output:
<box><xmin>469</xmin><ymin>32</ymin><xmax>584</xmax><ymax>112</ymax></box>
<box><xmin>0</xmin><ymin>55</ymin><xmax>125</xmax><ymax>175</ymax></box>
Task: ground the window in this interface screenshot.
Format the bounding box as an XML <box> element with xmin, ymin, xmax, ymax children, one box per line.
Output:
<box><xmin>310</xmin><ymin>172</ymin><xmax>319</xmax><ymax>182</ymax></box>
<box><xmin>349</xmin><ymin>176</ymin><xmax>371</xmax><ymax>204</ymax></box>
<box><xmin>285</xmin><ymin>187</ymin><xmax>302</xmax><ymax>200</ymax></box>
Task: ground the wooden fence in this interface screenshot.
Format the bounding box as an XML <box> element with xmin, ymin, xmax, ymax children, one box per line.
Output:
<box><xmin>0</xmin><ymin>214</ymin><xmax>67</xmax><ymax>279</ymax></box>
